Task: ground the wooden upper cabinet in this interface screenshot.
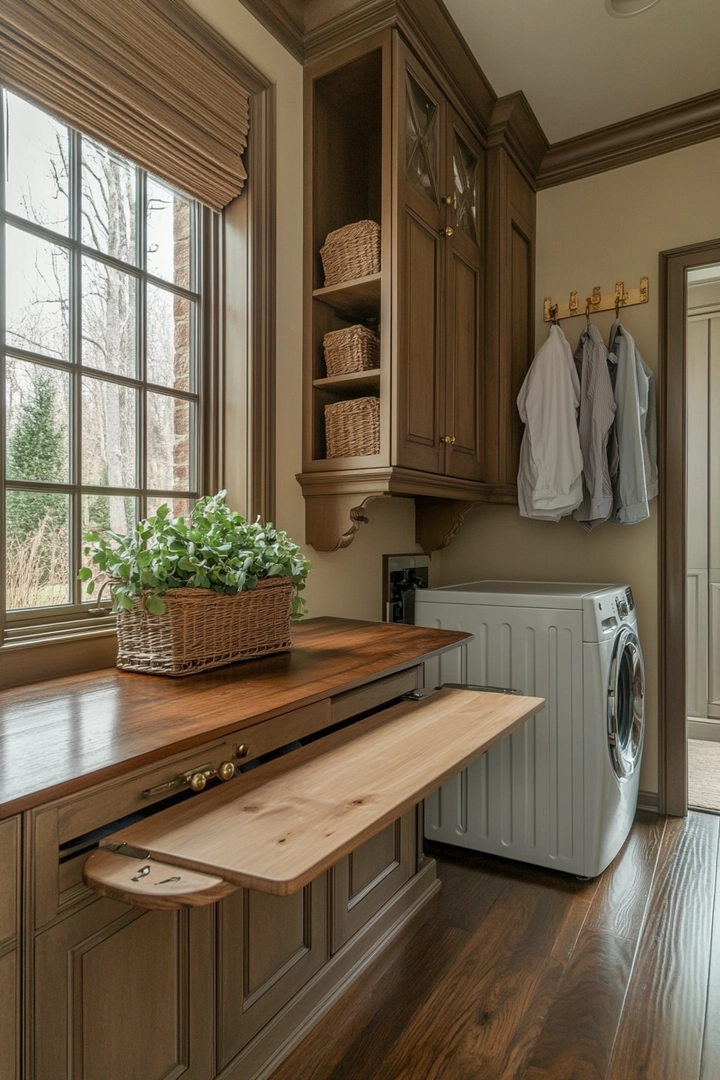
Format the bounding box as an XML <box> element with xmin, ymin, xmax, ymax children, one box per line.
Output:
<box><xmin>298</xmin><ymin>28</ymin><xmax>537</xmax><ymax>552</ymax></box>
<box><xmin>395</xmin><ymin>45</ymin><xmax>484</xmax><ymax>482</ymax></box>
<box><xmin>395</xmin><ymin>49</ymin><xmax>445</xmax><ymax>475</ymax></box>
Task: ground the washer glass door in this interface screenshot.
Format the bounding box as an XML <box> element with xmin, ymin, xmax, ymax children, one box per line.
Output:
<box><xmin>608</xmin><ymin>626</ymin><xmax>645</xmax><ymax>779</ymax></box>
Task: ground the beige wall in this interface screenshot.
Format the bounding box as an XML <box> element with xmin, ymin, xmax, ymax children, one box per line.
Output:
<box><xmin>437</xmin><ymin>138</ymin><xmax>720</xmax><ymax>792</ymax></box>
<box><xmin>186</xmin><ymin>0</ymin><xmax>422</xmax><ymax>622</ymax></box>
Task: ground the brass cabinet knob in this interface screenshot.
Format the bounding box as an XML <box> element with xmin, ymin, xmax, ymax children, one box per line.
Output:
<box><xmin>441</xmin><ymin>435</ymin><xmax>456</xmax><ymax>444</ymax></box>
<box><xmin>440</xmin><ymin>226</ymin><xmax>454</xmax><ymax>237</ymax></box>
<box><xmin>189</xmin><ymin>772</ymin><xmax>208</xmax><ymax>792</ymax></box>
<box><xmin>218</xmin><ymin>761</ymin><xmax>235</xmax><ymax>782</ymax></box>
<box><xmin>234</xmin><ymin>743</ymin><xmax>249</xmax><ymax>759</ymax></box>
<box><xmin>440</xmin><ymin>194</ymin><xmax>455</xmax><ymax>206</ymax></box>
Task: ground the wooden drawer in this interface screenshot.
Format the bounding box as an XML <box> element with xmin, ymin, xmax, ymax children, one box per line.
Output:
<box><xmin>29</xmin><ymin>736</ymin><xmax>234</xmax><ymax>929</ymax></box>
<box><xmin>0</xmin><ymin>817</ymin><xmax>20</xmax><ymax>1080</ymax></box>
<box><xmin>330</xmin><ymin>666</ymin><xmax>421</xmax><ymax>723</ymax></box>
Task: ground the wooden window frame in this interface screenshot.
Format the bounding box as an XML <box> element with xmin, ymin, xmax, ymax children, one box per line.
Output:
<box><xmin>0</xmin><ymin>48</ymin><xmax>276</xmax><ymax>690</ymax></box>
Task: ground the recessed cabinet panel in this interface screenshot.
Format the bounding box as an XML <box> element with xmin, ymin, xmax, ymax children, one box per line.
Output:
<box><xmin>397</xmin><ymin>210</ymin><xmax>444</xmax><ymax>472</ymax></box>
<box><xmin>446</xmin><ymin>247</ymin><xmax>482</xmax><ymax>480</ymax></box>
<box><xmin>331</xmin><ymin>814</ymin><xmax>411</xmax><ymax>952</ymax></box>
<box><xmin>0</xmin><ymin>819</ymin><xmax>18</xmax><ymax>946</ymax></box>
<box><xmin>218</xmin><ymin>878</ymin><xmax>327</xmax><ymax>1067</ymax></box>
<box><xmin>33</xmin><ymin>900</ymin><xmax>213</xmax><ymax>1080</ymax></box>
<box><xmin>0</xmin><ymin>950</ymin><xmax>17</xmax><ymax>1080</ymax></box>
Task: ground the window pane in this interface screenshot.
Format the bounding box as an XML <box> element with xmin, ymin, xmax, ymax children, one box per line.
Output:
<box><xmin>147</xmin><ymin>394</ymin><xmax>192</xmax><ymax>491</ymax></box>
<box><xmin>81</xmin><ymin>494</ymin><xmax>136</xmax><ymax>599</ymax></box>
<box><xmin>5</xmin><ymin>359</ymin><xmax>69</xmax><ymax>482</ymax></box>
<box><xmin>147</xmin><ymin>177</ymin><xmax>192</xmax><ymax>289</ymax></box>
<box><xmin>82</xmin><ymin>378</ymin><xmax>137</xmax><ymax>487</ymax></box>
<box><xmin>5</xmin><ymin>225</ymin><xmax>70</xmax><ymax>361</ymax></box>
<box><xmin>5</xmin><ymin>91</ymin><xmax>69</xmax><ymax>235</ymax></box>
<box><xmin>82</xmin><ymin>138</ymin><xmax>137</xmax><ymax>264</ymax></box>
<box><xmin>146</xmin><ymin>496</ymin><xmax>192</xmax><ymax>520</ymax></box>
<box><xmin>6</xmin><ymin>490</ymin><xmax>69</xmax><ymax>610</ymax></box>
<box><xmin>147</xmin><ymin>284</ymin><xmax>192</xmax><ymax>390</ymax></box>
<box><xmin>81</xmin><ymin>256</ymin><xmax>137</xmax><ymax>377</ymax></box>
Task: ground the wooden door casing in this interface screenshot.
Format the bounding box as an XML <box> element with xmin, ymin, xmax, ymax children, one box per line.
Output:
<box><xmin>30</xmin><ymin>899</ymin><xmax>214</xmax><ymax>1080</ymax></box>
<box><xmin>217</xmin><ymin>877</ymin><xmax>327</xmax><ymax>1069</ymax></box>
<box><xmin>331</xmin><ymin>814</ymin><xmax>412</xmax><ymax>952</ymax></box>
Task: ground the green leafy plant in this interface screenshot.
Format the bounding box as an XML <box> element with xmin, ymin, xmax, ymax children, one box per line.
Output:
<box><xmin>78</xmin><ymin>491</ymin><xmax>311</xmax><ymax>618</ymax></box>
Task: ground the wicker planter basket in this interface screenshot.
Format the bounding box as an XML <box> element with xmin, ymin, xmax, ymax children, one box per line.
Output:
<box><xmin>116</xmin><ymin>577</ymin><xmax>294</xmax><ymax>676</ymax></box>
<box><xmin>323</xmin><ymin>324</ymin><xmax>380</xmax><ymax>377</ymax></box>
<box><xmin>320</xmin><ymin>220</ymin><xmax>380</xmax><ymax>286</ymax></box>
<box><xmin>325</xmin><ymin>396</ymin><xmax>380</xmax><ymax>458</ymax></box>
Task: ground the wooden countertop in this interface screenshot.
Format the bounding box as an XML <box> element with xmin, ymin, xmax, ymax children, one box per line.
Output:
<box><xmin>0</xmin><ymin>618</ymin><xmax>469</xmax><ymax>817</ymax></box>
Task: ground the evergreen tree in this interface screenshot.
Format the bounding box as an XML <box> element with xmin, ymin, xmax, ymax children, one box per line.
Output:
<box><xmin>7</xmin><ymin>374</ymin><xmax>67</xmax><ymax>543</ymax></box>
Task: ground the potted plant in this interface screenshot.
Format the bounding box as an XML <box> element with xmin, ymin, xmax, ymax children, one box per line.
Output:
<box><xmin>79</xmin><ymin>491</ymin><xmax>311</xmax><ymax>676</ymax></box>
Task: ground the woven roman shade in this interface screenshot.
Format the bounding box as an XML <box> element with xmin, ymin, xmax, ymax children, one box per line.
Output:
<box><xmin>0</xmin><ymin>0</ymin><xmax>250</xmax><ymax>211</ymax></box>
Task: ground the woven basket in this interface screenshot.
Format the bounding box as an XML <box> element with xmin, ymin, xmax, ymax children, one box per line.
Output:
<box><xmin>320</xmin><ymin>220</ymin><xmax>381</xmax><ymax>286</ymax></box>
<box><xmin>116</xmin><ymin>577</ymin><xmax>294</xmax><ymax>676</ymax></box>
<box><xmin>323</xmin><ymin>325</ymin><xmax>380</xmax><ymax>377</ymax></box>
<box><xmin>325</xmin><ymin>396</ymin><xmax>380</xmax><ymax>458</ymax></box>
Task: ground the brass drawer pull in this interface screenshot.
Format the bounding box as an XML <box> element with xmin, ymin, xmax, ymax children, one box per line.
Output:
<box><xmin>441</xmin><ymin>435</ymin><xmax>456</xmax><ymax>444</ymax></box>
<box><xmin>142</xmin><ymin>761</ymin><xmax>235</xmax><ymax>799</ymax></box>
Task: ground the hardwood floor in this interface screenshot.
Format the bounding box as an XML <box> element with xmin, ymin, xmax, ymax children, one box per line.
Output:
<box><xmin>271</xmin><ymin>811</ymin><xmax>720</xmax><ymax>1080</ymax></box>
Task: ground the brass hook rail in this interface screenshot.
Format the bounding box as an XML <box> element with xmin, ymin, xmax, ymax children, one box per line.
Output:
<box><xmin>543</xmin><ymin>277</ymin><xmax>649</xmax><ymax>323</ymax></box>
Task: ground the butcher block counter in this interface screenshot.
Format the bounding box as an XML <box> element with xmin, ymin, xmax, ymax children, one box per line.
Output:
<box><xmin>0</xmin><ymin>618</ymin><xmax>543</xmax><ymax>1080</ymax></box>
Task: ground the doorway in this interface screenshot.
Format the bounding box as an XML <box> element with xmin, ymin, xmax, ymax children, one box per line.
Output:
<box><xmin>660</xmin><ymin>238</ymin><xmax>720</xmax><ymax>815</ymax></box>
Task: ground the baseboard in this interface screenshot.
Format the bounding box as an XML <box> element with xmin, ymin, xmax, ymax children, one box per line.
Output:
<box><xmin>688</xmin><ymin>718</ymin><xmax>720</xmax><ymax>743</ymax></box>
<box><xmin>637</xmin><ymin>788</ymin><xmax>660</xmax><ymax>813</ymax></box>
<box><xmin>218</xmin><ymin>859</ymin><xmax>440</xmax><ymax>1080</ymax></box>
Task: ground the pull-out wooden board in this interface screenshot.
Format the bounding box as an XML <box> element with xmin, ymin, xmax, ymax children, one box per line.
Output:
<box><xmin>84</xmin><ymin>688</ymin><xmax>543</xmax><ymax>906</ymax></box>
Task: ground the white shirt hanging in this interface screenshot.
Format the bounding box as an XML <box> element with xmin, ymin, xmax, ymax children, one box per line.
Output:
<box><xmin>517</xmin><ymin>324</ymin><xmax>584</xmax><ymax>522</ymax></box>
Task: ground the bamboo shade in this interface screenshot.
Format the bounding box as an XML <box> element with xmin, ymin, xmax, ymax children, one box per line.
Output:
<box><xmin>0</xmin><ymin>0</ymin><xmax>250</xmax><ymax>211</ymax></box>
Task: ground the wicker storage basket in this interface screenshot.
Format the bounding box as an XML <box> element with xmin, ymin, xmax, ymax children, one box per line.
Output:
<box><xmin>323</xmin><ymin>324</ymin><xmax>380</xmax><ymax>377</ymax></box>
<box><xmin>116</xmin><ymin>577</ymin><xmax>294</xmax><ymax>676</ymax></box>
<box><xmin>320</xmin><ymin>220</ymin><xmax>380</xmax><ymax>286</ymax></box>
<box><xmin>325</xmin><ymin>396</ymin><xmax>380</xmax><ymax>458</ymax></box>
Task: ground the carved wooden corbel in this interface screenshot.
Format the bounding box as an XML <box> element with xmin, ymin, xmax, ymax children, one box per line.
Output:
<box><xmin>304</xmin><ymin>493</ymin><xmax>391</xmax><ymax>551</ymax></box>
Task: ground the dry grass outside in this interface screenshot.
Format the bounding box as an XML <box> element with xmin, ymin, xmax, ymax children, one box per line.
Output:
<box><xmin>5</xmin><ymin>517</ymin><xmax>69</xmax><ymax>610</ymax></box>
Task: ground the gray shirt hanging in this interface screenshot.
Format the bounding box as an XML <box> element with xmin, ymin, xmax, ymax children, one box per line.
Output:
<box><xmin>608</xmin><ymin>320</ymin><xmax>659</xmax><ymax>524</ymax></box>
<box><xmin>573</xmin><ymin>324</ymin><xmax>617</xmax><ymax>533</ymax></box>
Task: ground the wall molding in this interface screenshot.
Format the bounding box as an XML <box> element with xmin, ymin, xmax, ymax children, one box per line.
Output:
<box><xmin>538</xmin><ymin>88</ymin><xmax>720</xmax><ymax>189</ymax></box>
<box><xmin>637</xmin><ymin>789</ymin><xmax>660</xmax><ymax>814</ymax></box>
<box><xmin>237</xmin><ymin>0</ymin><xmax>306</xmax><ymax>61</ymax></box>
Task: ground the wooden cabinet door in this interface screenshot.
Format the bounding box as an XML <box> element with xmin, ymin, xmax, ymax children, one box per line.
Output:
<box><xmin>217</xmin><ymin>876</ymin><xmax>327</xmax><ymax>1069</ymax></box>
<box><xmin>443</xmin><ymin>108</ymin><xmax>485</xmax><ymax>482</ymax></box>
<box><xmin>31</xmin><ymin>898</ymin><xmax>214</xmax><ymax>1080</ymax></box>
<box><xmin>395</xmin><ymin>44</ymin><xmax>445</xmax><ymax>474</ymax></box>
<box><xmin>0</xmin><ymin>818</ymin><xmax>19</xmax><ymax>1080</ymax></box>
<box><xmin>330</xmin><ymin>813</ymin><xmax>411</xmax><ymax>953</ymax></box>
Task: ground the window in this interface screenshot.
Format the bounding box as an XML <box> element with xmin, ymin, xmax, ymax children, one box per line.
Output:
<box><xmin>1</xmin><ymin>88</ymin><xmax>203</xmax><ymax>633</ymax></box>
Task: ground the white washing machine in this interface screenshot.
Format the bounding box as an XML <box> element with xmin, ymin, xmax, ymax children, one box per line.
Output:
<box><xmin>415</xmin><ymin>581</ymin><xmax>645</xmax><ymax>877</ymax></box>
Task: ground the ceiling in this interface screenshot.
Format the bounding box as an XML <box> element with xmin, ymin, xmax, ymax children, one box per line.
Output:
<box><xmin>443</xmin><ymin>0</ymin><xmax>720</xmax><ymax>143</ymax></box>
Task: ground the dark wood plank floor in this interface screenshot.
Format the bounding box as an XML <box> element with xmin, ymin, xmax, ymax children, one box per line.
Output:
<box><xmin>272</xmin><ymin>811</ymin><xmax>720</xmax><ymax>1080</ymax></box>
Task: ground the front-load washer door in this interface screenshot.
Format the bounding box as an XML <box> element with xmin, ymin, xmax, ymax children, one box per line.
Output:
<box><xmin>607</xmin><ymin>625</ymin><xmax>645</xmax><ymax>779</ymax></box>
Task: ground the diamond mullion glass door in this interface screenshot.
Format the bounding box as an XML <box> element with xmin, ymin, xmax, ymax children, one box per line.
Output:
<box><xmin>443</xmin><ymin>108</ymin><xmax>485</xmax><ymax>483</ymax></box>
<box><xmin>395</xmin><ymin>47</ymin><xmax>445</xmax><ymax>475</ymax></box>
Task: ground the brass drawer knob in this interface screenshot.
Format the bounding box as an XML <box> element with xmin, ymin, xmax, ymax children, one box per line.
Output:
<box><xmin>218</xmin><ymin>761</ymin><xmax>235</xmax><ymax>782</ymax></box>
<box><xmin>189</xmin><ymin>772</ymin><xmax>208</xmax><ymax>792</ymax></box>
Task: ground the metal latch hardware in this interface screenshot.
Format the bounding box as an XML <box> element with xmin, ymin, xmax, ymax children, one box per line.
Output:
<box><xmin>439</xmin><ymin>683</ymin><xmax>522</xmax><ymax>696</ymax></box>
<box><xmin>142</xmin><ymin>760</ymin><xmax>236</xmax><ymax>799</ymax></box>
<box><xmin>102</xmin><ymin>841</ymin><xmax>152</xmax><ymax>861</ymax></box>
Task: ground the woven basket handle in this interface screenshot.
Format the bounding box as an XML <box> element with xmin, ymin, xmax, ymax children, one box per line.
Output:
<box><xmin>91</xmin><ymin>578</ymin><xmax>116</xmax><ymax>617</ymax></box>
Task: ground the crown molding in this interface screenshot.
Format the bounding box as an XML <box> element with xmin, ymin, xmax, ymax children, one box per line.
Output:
<box><xmin>237</xmin><ymin>0</ymin><xmax>306</xmax><ymax>61</ymax></box>
<box><xmin>487</xmin><ymin>91</ymin><xmax>549</xmax><ymax>190</ymax></box>
<box><xmin>537</xmin><ymin>87</ymin><xmax>720</xmax><ymax>189</ymax></box>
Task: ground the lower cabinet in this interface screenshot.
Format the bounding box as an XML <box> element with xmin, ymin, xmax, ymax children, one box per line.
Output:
<box><xmin>217</xmin><ymin>877</ymin><xmax>327</xmax><ymax>1068</ymax></box>
<box><xmin>31</xmin><ymin>898</ymin><xmax>214</xmax><ymax>1080</ymax></box>
<box><xmin>0</xmin><ymin>817</ymin><xmax>19</xmax><ymax>1080</ymax></box>
<box><xmin>331</xmin><ymin>815</ymin><xmax>411</xmax><ymax>953</ymax></box>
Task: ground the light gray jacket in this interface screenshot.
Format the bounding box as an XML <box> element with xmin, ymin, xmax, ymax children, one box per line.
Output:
<box><xmin>573</xmin><ymin>324</ymin><xmax>616</xmax><ymax>533</ymax></box>
<box><xmin>608</xmin><ymin>320</ymin><xmax>659</xmax><ymax>524</ymax></box>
